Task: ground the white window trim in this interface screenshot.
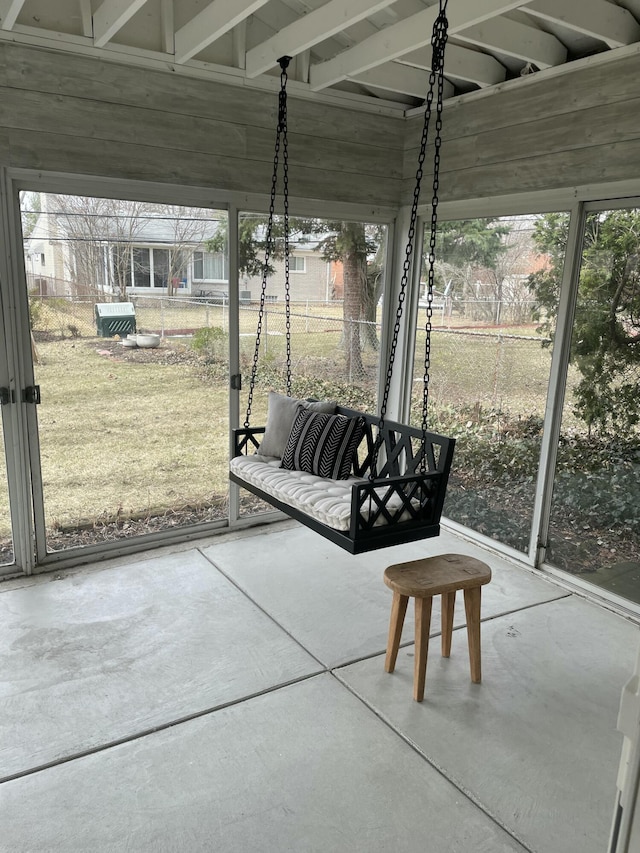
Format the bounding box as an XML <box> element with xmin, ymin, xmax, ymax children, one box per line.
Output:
<box><xmin>192</xmin><ymin>249</ymin><xmax>228</xmax><ymax>283</ymax></box>
<box><xmin>289</xmin><ymin>255</ymin><xmax>306</xmax><ymax>273</ymax></box>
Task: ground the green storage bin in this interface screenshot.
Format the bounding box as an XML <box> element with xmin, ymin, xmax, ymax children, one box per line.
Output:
<box><xmin>95</xmin><ymin>302</ymin><xmax>137</xmax><ymax>337</ymax></box>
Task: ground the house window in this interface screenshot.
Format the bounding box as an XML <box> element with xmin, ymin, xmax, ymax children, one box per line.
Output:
<box><xmin>112</xmin><ymin>246</ymin><xmax>183</xmax><ymax>290</ymax></box>
<box><xmin>193</xmin><ymin>251</ymin><xmax>228</xmax><ymax>280</ymax></box>
<box><xmin>133</xmin><ymin>248</ymin><xmax>151</xmax><ymax>287</ymax></box>
<box><xmin>170</xmin><ymin>250</ymin><xmax>189</xmax><ymax>289</ymax></box>
<box><xmin>153</xmin><ymin>248</ymin><xmax>169</xmax><ymax>289</ymax></box>
<box><xmin>40</xmin><ymin>253</ymin><xmax>46</xmax><ymax>265</ymax></box>
<box><xmin>290</xmin><ymin>255</ymin><xmax>306</xmax><ymax>272</ymax></box>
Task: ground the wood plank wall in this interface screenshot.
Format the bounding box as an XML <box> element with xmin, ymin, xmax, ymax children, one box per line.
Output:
<box><xmin>4</xmin><ymin>40</ymin><xmax>639</xmax><ymax>212</ymax></box>
<box><xmin>402</xmin><ymin>51</ymin><xmax>640</xmax><ymax>206</ymax></box>
<box><xmin>0</xmin><ymin>42</ymin><xmax>405</xmax><ymax>208</ymax></box>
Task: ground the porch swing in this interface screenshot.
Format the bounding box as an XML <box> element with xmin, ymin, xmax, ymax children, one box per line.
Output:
<box><xmin>229</xmin><ymin>1</ymin><xmax>455</xmax><ymax>554</ymax></box>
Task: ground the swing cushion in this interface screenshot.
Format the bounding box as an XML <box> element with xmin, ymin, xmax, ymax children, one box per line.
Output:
<box><xmin>281</xmin><ymin>406</ymin><xmax>365</xmax><ymax>480</ymax></box>
<box><xmin>229</xmin><ymin>453</ymin><xmax>422</xmax><ymax>533</ymax></box>
<box><xmin>230</xmin><ymin>454</ymin><xmax>363</xmax><ymax>529</ymax></box>
<box><xmin>259</xmin><ymin>392</ymin><xmax>336</xmax><ymax>458</ymax></box>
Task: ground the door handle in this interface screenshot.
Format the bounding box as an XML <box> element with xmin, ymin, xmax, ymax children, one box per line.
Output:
<box><xmin>0</xmin><ymin>387</ymin><xmax>13</xmax><ymax>405</ymax></box>
<box><xmin>22</xmin><ymin>385</ymin><xmax>41</xmax><ymax>404</ymax></box>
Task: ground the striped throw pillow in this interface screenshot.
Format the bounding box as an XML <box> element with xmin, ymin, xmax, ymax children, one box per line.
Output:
<box><xmin>281</xmin><ymin>406</ymin><xmax>365</xmax><ymax>480</ymax></box>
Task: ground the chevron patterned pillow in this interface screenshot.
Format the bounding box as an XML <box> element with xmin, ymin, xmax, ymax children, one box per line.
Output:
<box><xmin>281</xmin><ymin>406</ymin><xmax>365</xmax><ymax>480</ymax></box>
<box><xmin>259</xmin><ymin>392</ymin><xmax>336</xmax><ymax>458</ymax></box>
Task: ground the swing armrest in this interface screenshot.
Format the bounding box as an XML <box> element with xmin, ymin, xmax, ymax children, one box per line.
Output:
<box><xmin>233</xmin><ymin>426</ymin><xmax>266</xmax><ymax>457</ymax></box>
<box><xmin>350</xmin><ymin>470</ymin><xmax>446</xmax><ymax>534</ymax></box>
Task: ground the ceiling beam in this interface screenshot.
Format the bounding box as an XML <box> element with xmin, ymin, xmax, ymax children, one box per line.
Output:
<box><xmin>174</xmin><ymin>0</ymin><xmax>270</xmax><ymax>64</ymax></box>
<box><xmin>0</xmin><ymin>0</ymin><xmax>26</xmax><ymax>30</ymax></box>
<box><xmin>160</xmin><ymin>0</ymin><xmax>174</xmax><ymax>55</ymax></box>
<box><xmin>232</xmin><ymin>19</ymin><xmax>246</xmax><ymax>69</ymax></box>
<box><xmin>525</xmin><ymin>0</ymin><xmax>640</xmax><ymax>49</ymax></box>
<box><xmin>309</xmin><ymin>0</ymin><xmax>533</xmax><ymax>91</ymax></box>
<box><xmin>354</xmin><ymin>64</ymin><xmax>455</xmax><ymax>101</ymax></box>
<box><xmin>352</xmin><ymin>62</ymin><xmax>456</xmax><ymax>100</ymax></box>
<box><xmin>295</xmin><ymin>49</ymin><xmax>311</xmax><ymax>84</ymax></box>
<box><xmin>93</xmin><ymin>0</ymin><xmax>149</xmax><ymax>47</ymax></box>
<box><xmin>79</xmin><ymin>0</ymin><xmax>93</xmax><ymax>38</ymax></box>
<box><xmin>455</xmin><ymin>17</ymin><xmax>566</xmax><ymax>69</ymax></box>
<box><xmin>400</xmin><ymin>43</ymin><xmax>506</xmax><ymax>88</ymax></box>
<box><xmin>246</xmin><ymin>0</ymin><xmax>396</xmax><ymax>78</ymax></box>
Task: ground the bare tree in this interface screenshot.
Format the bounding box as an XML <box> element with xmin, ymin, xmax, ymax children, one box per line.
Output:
<box><xmin>147</xmin><ymin>204</ymin><xmax>219</xmax><ymax>296</ymax></box>
<box><xmin>44</xmin><ymin>196</ymin><xmax>220</xmax><ymax>301</ymax></box>
<box><xmin>47</xmin><ymin>195</ymin><xmax>147</xmax><ymax>300</ymax></box>
<box><xmin>488</xmin><ymin>219</ymin><xmax>539</xmax><ymax>324</ymax></box>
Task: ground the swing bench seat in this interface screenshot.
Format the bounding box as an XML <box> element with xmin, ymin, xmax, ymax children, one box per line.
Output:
<box><xmin>230</xmin><ymin>406</ymin><xmax>455</xmax><ymax>554</ymax></box>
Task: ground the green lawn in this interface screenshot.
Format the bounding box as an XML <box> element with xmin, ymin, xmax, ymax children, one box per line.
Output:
<box><xmin>1</xmin><ymin>307</ymin><xmax>602</xmax><ymax>567</ymax></box>
<box><xmin>29</xmin><ymin>339</ymin><xmax>230</xmax><ymax>533</ymax></box>
<box><xmin>1</xmin><ymin>318</ymin><xmax>553</xmax><ymax>540</ymax></box>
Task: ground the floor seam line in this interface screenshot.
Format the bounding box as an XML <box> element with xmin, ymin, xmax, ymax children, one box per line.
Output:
<box><xmin>330</xmin><ymin>670</ymin><xmax>536</xmax><ymax>853</ymax></box>
<box><xmin>327</xmin><ymin>596</ymin><xmax>575</xmax><ymax>670</ymax></box>
<box><xmin>480</xmin><ymin>593</ymin><xmax>573</xmax><ymax>625</ymax></box>
<box><xmin>0</xmin><ymin>669</ymin><xmax>328</xmax><ymax>786</ymax></box>
<box><xmin>197</xmin><ymin>546</ymin><xmax>327</xmax><ymax>669</ymax></box>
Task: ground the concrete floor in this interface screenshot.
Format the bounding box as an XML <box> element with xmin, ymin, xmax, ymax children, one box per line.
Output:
<box><xmin>0</xmin><ymin>522</ymin><xmax>637</xmax><ymax>852</ymax></box>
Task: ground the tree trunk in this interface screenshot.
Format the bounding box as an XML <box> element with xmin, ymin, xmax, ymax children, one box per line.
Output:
<box><xmin>343</xmin><ymin>248</ymin><xmax>365</xmax><ymax>379</ymax></box>
<box><xmin>362</xmin><ymin>270</ymin><xmax>380</xmax><ymax>351</ymax></box>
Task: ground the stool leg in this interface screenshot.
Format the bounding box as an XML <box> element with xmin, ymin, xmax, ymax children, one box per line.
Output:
<box><xmin>441</xmin><ymin>591</ymin><xmax>456</xmax><ymax>657</ymax></box>
<box><xmin>463</xmin><ymin>586</ymin><xmax>482</xmax><ymax>683</ymax></box>
<box><xmin>385</xmin><ymin>592</ymin><xmax>409</xmax><ymax>673</ymax></box>
<box><xmin>414</xmin><ymin>596</ymin><xmax>433</xmax><ymax>702</ymax></box>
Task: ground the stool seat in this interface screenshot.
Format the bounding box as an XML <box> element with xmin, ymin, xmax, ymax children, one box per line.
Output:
<box><xmin>383</xmin><ymin>553</ymin><xmax>492</xmax><ymax>702</ymax></box>
<box><xmin>384</xmin><ymin>554</ymin><xmax>492</xmax><ymax>597</ymax></box>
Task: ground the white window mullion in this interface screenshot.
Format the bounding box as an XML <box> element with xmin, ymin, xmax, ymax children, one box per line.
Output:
<box><xmin>0</xmin><ymin>170</ymin><xmax>41</xmax><ymax>573</ymax></box>
<box><xmin>227</xmin><ymin>203</ymin><xmax>240</xmax><ymax>525</ymax></box>
<box><xmin>148</xmin><ymin>247</ymin><xmax>155</xmax><ymax>288</ymax></box>
<box><xmin>528</xmin><ymin>202</ymin><xmax>586</xmax><ymax>567</ymax></box>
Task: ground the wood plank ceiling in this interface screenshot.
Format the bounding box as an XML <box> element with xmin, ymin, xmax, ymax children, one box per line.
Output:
<box><xmin>2</xmin><ymin>0</ymin><xmax>640</xmax><ymax>113</ymax></box>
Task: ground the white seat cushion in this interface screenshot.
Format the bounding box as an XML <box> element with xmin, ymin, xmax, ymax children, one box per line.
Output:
<box><xmin>230</xmin><ymin>454</ymin><xmax>416</xmax><ymax>531</ymax></box>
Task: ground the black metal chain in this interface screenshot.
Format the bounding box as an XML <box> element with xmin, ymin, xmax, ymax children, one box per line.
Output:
<box><xmin>281</xmin><ymin>65</ymin><xmax>292</xmax><ymax>397</ymax></box>
<box><xmin>244</xmin><ymin>56</ymin><xmax>292</xmax><ymax>428</ymax></box>
<box><xmin>370</xmin><ymin>0</ymin><xmax>448</xmax><ymax>478</ymax></box>
<box><xmin>421</xmin><ymin>11</ymin><xmax>448</xmax><ymax>460</ymax></box>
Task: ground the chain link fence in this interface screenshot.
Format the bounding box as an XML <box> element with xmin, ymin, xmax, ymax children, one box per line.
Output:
<box><xmin>28</xmin><ymin>286</ymin><xmax>550</xmax><ymax>407</ymax></box>
<box><xmin>414</xmin><ymin>328</ymin><xmax>553</xmax><ymax>418</ymax></box>
<box><xmin>24</xmin><ymin>285</ymin><xmax>565</xmax><ymax>562</ymax></box>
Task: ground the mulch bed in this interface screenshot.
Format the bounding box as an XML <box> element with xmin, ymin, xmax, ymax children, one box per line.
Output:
<box><xmin>91</xmin><ymin>337</ymin><xmax>202</xmax><ymax>368</ymax></box>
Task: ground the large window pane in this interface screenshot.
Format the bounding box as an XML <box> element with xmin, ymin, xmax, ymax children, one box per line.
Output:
<box><xmin>152</xmin><ymin>248</ymin><xmax>169</xmax><ymax>289</ymax></box>
<box><xmin>23</xmin><ymin>192</ymin><xmax>229</xmax><ymax>554</ymax></box>
<box><xmin>133</xmin><ymin>247</ymin><xmax>151</xmax><ymax>287</ymax></box>
<box><xmin>236</xmin><ymin>213</ymin><xmax>386</xmax><ymax>517</ymax></box>
<box><xmin>193</xmin><ymin>250</ymin><xmax>227</xmax><ymax>281</ymax></box>
<box><xmin>412</xmin><ymin>214</ymin><xmax>563</xmax><ymax>553</ymax></box>
<box><xmin>546</xmin><ymin>208</ymin><xmax>640</xmax><ymax>601</ymax></box>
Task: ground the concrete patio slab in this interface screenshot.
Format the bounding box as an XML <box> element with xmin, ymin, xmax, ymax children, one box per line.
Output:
<box><xmin>203</xmin><ymin>524</ymin><xmax>569</xmax><ymax>668</ymax></box>
<box><xmin>1</xmin><ymin>674</ymin><xmax>528</xmax><ymax>853</ymax></box>
<box><xmin>0</xmin><ymin>549</ymin><xmax>320</xmax><ymax>780</ymax></box>
<box><xmin>337</xmin><ymin>595</ymin><xmax>637</xmax><ymax>853</ymax></box>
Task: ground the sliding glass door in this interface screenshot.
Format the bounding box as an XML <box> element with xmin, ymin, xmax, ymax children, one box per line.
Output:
<box><xmin>411</xmin><ymin>213</ymin><xmax>564</xmax><ymax>555</ymax></box>
<box><xmin>544</xmin><ymin>205</ymin><xmax>640</xmax><ymax>603</ymax></box>
<box><xmin>19</xmin><ymin>191</ymin><xmax>230</xmax><ymax>560</ymax></box>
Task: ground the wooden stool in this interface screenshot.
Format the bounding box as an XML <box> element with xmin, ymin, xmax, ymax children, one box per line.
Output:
<box><xmin>383</xmin><ymin>553</ymin><xmax>492</xmax><ymax>702</ymax></box>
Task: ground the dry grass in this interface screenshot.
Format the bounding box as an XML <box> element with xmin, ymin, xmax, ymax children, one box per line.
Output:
<box><xmin>413</xmin><ymin>328</ymin><xmax>555</xmax><ymax>417</ymax></box>
<box><xmin>0</xmin><ymin>308</ymin><xmax>559</xmax><ymax>547</ymax></box>
<box><xmin>2</xmin><ymin>338</ymin><xmax>231</xmax><ymax>536</ymax></box>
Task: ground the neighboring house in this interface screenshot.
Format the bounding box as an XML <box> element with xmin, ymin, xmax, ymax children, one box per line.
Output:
<box><xmin>25</xmin><ymin>197</ymin><xmax>336</xmax><ymax>303</ymax></box>
<box><xmin>242</xmin><ymin>240</ymin><xmax>334</xmax><ymax>304</ymax></box>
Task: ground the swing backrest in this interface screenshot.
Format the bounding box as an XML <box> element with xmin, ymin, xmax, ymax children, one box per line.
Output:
<box><xmin>336</xmin><ymin>406</ymin><xmax>454</xmax><ymax>481</ymax></box>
